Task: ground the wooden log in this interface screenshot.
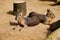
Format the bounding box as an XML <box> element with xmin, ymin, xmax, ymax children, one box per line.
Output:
<box><xmin>13</xmin><ymin>0</ymin><xmax>26</xmax><ymax>16</ymax></box>
<box><xmin>53</xmin><ymin>0</ymin><xmax>60</xmax><ymax>3</ymax></box>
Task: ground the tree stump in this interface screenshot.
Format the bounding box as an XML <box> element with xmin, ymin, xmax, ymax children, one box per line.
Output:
<box><xmin>13</xmin><ymin>0</ymin><xmax>26</xmax><ymax>16</ymax></box>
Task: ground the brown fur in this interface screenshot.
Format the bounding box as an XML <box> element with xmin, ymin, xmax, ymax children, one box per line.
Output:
<box><xmin>28</xmin><ymin>9</ymin><xmax>55</xmax><ymax>25</ymax></box>
<box><xmin>14</xmin><ymin>9</ymin><xmax>55</xmax><ymax>31</ymax></box>
<box><xmin>16</xmin><ymin>16</ymin><xmax>40</xmax><ymax>26</ymax></box>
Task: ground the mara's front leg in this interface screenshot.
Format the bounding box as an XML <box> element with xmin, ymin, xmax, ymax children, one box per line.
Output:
<box><xmin>19</xmin><ymin>20</ymin><xmax>27</xmax><ymax>31</ymax></box>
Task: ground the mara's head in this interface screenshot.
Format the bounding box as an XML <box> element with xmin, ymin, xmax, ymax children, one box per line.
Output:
<box><xmin>15</xmin><ymin>12</ymin><xmax>23</xmax><ymax>25</ymax></box>
<box><xmin>15</xmin><ymin>12</ymin><xmax>23</xmax><ymax>20</ymax></box>
<box><xmin>46</xmin><ymin>9</ymin><xmax>55</xmax><ymax>19</ymax></box>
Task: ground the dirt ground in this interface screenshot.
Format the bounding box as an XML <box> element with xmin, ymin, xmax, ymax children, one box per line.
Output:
<box><xmin>0</xmin><ymin>0</ymin><xmax>60</xmax><ymax>40</ymax></box>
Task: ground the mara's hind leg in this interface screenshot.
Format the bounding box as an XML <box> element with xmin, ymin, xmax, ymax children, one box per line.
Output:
<box><xmin>43</xmin><ymin>17</ymin><xmax>52</xmax><ymax>25</ymax></box>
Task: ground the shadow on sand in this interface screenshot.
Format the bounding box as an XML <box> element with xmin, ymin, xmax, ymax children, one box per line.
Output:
<box><xmin>9</xmin><ymin>21</ymin><xmax>18</xmax><ymax>26</ymax></box>
<box><xmin>38</xmin><ymin>0</ymin><xmax>60</xmax><ymax>6</ymax></box>
<box><xmin>7</xmin><ymin>10</ymin><xmax>16</xmax><ymax>16</ymax></box>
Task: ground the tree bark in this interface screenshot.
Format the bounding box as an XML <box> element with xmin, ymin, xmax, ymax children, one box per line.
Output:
<box><xmin>13</xmin><ymin>1</ymin><xmax>26</xmax><ymax>16</ymax></box>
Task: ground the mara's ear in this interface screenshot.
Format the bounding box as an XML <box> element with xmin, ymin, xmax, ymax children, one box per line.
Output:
<box><xmin>19</xmin><ymin>10</ymin><xmax>24</xmax><ymax>16</ymax></box>
<box><xmin>16</xmin><ymin>9</ymin><xmax>23</xmax><ymax>16</ymax></box>
<box><xmin>19</xmin><ymin>12</ymin><xmax>22</xmax><ymax>16</ymax></box>
<box><xmin>15</xmin><ymin>11</ymin><xmax>23</xmax><ymax>20</ymax></box>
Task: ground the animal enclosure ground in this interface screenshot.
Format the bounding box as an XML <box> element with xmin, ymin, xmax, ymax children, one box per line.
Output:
<box><xmin>0</xmin><ymin>0</ymin><xmax>60</xmax><ymax>40</ymax></box>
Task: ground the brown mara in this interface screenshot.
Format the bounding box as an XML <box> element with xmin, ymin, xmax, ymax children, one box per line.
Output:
<box><xmin>14</xmin><ymin>9</ymin><xmax>55</xmax><ymax>30</ymax></box>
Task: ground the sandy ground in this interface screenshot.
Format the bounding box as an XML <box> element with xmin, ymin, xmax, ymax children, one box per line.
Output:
<box><xmin>0</xmin><ymin>0</ymin><xmax>60</xmax><ymax>40</ymax></box>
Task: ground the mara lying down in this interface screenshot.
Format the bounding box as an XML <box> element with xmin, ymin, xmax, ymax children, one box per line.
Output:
<box><xmin>12</xmin><ymin>9</ymin><xmax>55</xmax><ymax>31</ymax></box>
<box><xmin>15</xmin><ymin>9</ymin><xmax>55</xmax><ymax>27</ymax></box>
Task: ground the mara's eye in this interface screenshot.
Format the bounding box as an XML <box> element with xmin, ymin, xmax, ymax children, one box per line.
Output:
<box><xmin>18</xmin><ymin>14</ymin><xmax>21</xmax><ymax>16</ymax></box>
